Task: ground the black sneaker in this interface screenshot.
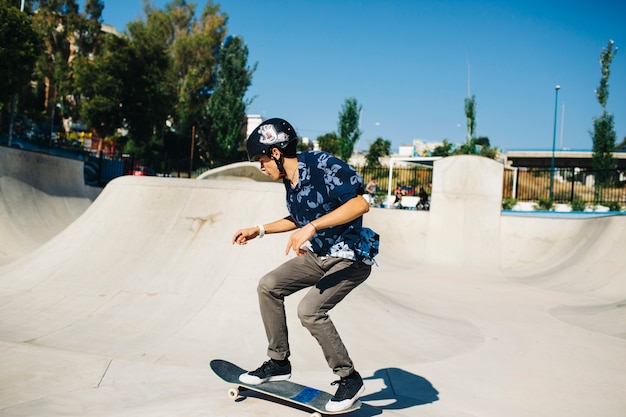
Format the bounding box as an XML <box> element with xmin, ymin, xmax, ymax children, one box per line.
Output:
<box><xmin>325</xmin><ymin>371</ymin><xmax>365</xmax><ymax>412</ymax></box>
<box><xmin>239</xmin><ymin>359</ymin><xmax>291</xmax><ymax>385</ymax></box>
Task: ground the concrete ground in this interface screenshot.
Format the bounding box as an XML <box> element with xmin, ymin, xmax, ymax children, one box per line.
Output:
<box><xmin>0</xmin><ymin>147</ymin><xmax>624</xmax><ymax>417</ymax></box>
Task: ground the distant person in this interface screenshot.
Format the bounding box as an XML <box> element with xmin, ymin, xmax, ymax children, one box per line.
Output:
<box><xmin>232</xmin><ymin>118</ymin><xmax>379</xmax><ymax>412</ymax></box>
<box><xmin>417</xmin><ymin>186</ymin><xmax>430</xmax><ymax>210</ymax></box>
<box><xmin>418</xmin><ymin>187</ymin><xmax>428</xmax><ymax>203</ymax></box>
<box><xmin>365</xmin><ymin>177</ymin><xmax>378</xmax><ymax>205</ymax></box>
<box><xmin>393</xmin><ymin>184</ymin><xmax>403</xmax><ymax>207</ymax></box>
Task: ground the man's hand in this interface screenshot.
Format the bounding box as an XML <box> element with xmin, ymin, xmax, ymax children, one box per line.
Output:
<box><xmin>231</xmin><ymin>226</ymin><xmax>260</xmax><ymax>245</ymax></box>
<box><xmin>285</xmin><ymin>223</ymin><xmax>316</xmax><ymax>256</ymax></box>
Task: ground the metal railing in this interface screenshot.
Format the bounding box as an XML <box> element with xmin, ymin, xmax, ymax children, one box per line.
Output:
<box><xmin>356</xmin><ymin>165</ymin><xmax>625</xmax><ymax>207</ymax></box>
<box><xmin>504</xmin><ymin>167</ymin><xmax>626</xmax><ymax>204</ymax></box>
<box><xmin>354</xmin><ymin>165</ymin><xmax>433</xmax><ymax>196</ymax></box>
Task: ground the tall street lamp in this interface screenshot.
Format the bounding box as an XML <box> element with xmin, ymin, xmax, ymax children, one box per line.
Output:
<box><xmin>549</xmin><ymin>85</ymin><xmax>560</xmax><ymax>200</ymax></box>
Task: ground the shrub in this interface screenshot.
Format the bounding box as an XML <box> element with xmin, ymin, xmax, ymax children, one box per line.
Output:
<box><xmin>605</xmin><ymin>201</ymin><xmax>622</xmax><ymax>212</ymax></box>
<box><xmin>502</xmin><ymin>197</ymin><xmax>517</xmax><ymax>210</ymax></box>
<box><xmin>534</xmin><ymin>198</ymin><xmax>553</xmax><ymax>211</ymax></box>
<box><xmin>570</xmin><ymin>198</ymin><xmax>586</xmax><ymax>211</ymax></box>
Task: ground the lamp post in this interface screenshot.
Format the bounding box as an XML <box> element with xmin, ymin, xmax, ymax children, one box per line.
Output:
<box><xmin>549</xmin><ymin>85</ymin><xmax>560</xmax><ymax>200</ymax></box>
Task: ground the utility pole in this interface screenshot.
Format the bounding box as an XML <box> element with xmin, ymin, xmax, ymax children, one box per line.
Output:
<box><xmin>549</xmin><ymin>85</ymin><xmax>561</xmax><ymax>200</ymax></box>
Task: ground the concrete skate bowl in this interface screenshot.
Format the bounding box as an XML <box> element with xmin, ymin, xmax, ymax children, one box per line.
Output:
<box><xmin>0</xmin><ymin>174</ymin><xmax>481</xmax><ymax>414</ymax></box>
<box><xmin>499</xmin><ymin>213</ymin><xmax>626</xmax><ymax>339</ymax></box>
<box><xmin>0</xmin><ymin>175</ymin><xmax>481</xmax><ymax>363</ymax></box>
<box><xmin>0</xmin><ymin>155</ymin><xmax>624</xmax><ymax>417</ymax></box>
<box><xmin>0</xmin><ymin>146</ymin><xmax>100</xmax><ymax>265</ymax></box>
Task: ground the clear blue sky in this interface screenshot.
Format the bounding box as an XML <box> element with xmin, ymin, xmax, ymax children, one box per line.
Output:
<box><xmin>99</xmin><ymin>0</ymin><xmax>626</xmax><ymax>153</ymax></box>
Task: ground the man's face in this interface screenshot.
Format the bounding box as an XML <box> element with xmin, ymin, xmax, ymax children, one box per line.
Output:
<box><xmin>257</xmin><ymin>155</ymin><xmax>281</xmax><ymax>180</ymax></box>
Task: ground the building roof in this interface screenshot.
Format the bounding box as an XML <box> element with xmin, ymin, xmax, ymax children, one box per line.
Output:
<box><xmin>505</xmin><ymin>150</ymin><xmax>626</xmax><ymax>169</ymax></box>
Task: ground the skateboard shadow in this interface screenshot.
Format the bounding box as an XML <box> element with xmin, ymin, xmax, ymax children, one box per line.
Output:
<box><xmin>356</xmin><ymin>367</ymin><xmax>439</xmax><ymax>415</ymax></box>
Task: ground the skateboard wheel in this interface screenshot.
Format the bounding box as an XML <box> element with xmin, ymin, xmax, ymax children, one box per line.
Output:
<box><xmin>311</xmin><ymin>412</ymin><xmax>322</xmax><ymax>417</ymax></box>
<box><xmin>228</xmin><ymin>387</ymin><xmax>239</xmax><ymax>399</ymax></box>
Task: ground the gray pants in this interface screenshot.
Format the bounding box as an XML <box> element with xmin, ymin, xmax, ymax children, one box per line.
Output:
<box><xmin>257</xmin><ymin>251</ymin><xmax>371</xmax><ymax>377</ymax></box>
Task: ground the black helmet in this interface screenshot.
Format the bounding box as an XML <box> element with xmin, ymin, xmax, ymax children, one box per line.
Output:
<box><xmin>246</xmin><ymin>118</ymin><xmax>298</xmax><ymax>161</ymax></box>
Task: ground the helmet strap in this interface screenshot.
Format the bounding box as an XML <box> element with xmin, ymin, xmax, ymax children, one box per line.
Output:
<box><xmin>271</xmin><ymin>149</ymin><xmax>287</xmax><ymax>178</ymax></box>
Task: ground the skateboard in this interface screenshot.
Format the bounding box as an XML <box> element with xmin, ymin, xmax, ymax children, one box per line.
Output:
<box><xmin>210</xmin><ymin>359</ymin><xmax>361</xmax><ymax>417</ymax></box>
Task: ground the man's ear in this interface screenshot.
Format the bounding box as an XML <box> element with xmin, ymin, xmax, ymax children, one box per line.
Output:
<box><xmin>271</xmin><ymin>147</ymin><xmax>282</xmax><ymax>159</ymax></box>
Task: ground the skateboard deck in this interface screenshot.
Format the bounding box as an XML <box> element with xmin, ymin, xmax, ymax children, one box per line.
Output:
<box><xmin>210</xmin><ymin>359</ymin><xmax>361</xmax><ymax>416</ymax></box>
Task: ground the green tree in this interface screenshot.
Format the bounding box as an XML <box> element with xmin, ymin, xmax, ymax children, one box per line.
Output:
<box><xmin>432</xmin><ymin>139</ymin><xmax>453</xmax><ymax>157</ymax></box>
<box><xmin>318</xmin><ymin>132</ymin><xmax>339</xmax><ymax>155</ymax></box>
<box><xmin>75</xmin><ymin>33</ymin><xmax>129</xmax><ymax>139</ymax></box>
<box><xmin>591</xmin><ymin>39</ymin><xmax>618</xmax><ymax>193</ymax></box>
<box><xmin>125</xmin><ymin>0</ymin><xmax>241</xmax><ymax>167</ymax></box>
<box><xmin>31</xmin><ymin>0</ymin><xmax>75</xmax><ymax>132</ymax></box>
<box><xmin>453</xmin><ymin>136</ymin><xmax>498</xmax><ymax>159</ymax></box>
<box><xmin>30</xmin><ymin>0</ymin><xmax>100</xmax><ymax>131</ymax></box>
<box><xmin>76</xmin><ymin>0</ymin><xmax>230</xmax><ymax>167</ymax></box>
<box><xmin>464</xmin><ymin>94</ymin><xmax>476</xmax><ymax>145</ymax></box>
<box><xmin>164</xmin><ymin>0</ymin><xmax>227</xmax><ymax>140</ymax></box>
<box><xmin>454</xmin><ymin>139</ymin><xmax>477</xmax><ymax>155</ymax></box>
<box><xmin>120</xmin><ymin>15</ymin><xmax>177</xmax><ymax>165</ymax></box>
<box><xmin>454</xmin><ymin>95</ymin><xmax>498</xmax><ymax>159</ymax></box>
<box><xmin>451</xmin><ymin>94</ymin><xmax>480</xmax><ymax>156</ymax></box>
<box><xmin>204</xmin><ymin>35</ymin><xmax>256</xmax><ymax>162</ymax></box>
<box><xmin>0</xmin><ymin>0</ymin><xmax>42</xmax><ymax>110</ymax></box>
<box><xmin>77</xmin><ymin>0</ymin><xmax>104</xmax><ymax>56</ymax></box>
<box><xmin>297</xmin><ymin>139</ymin><xmax>313</xmax><ymax>153</ymax></box>
<box><xmin>365</xmin><ymin>137</ymin><xmax>391</xmax><ymax>166</ymax></box>
<box><xmin>337</xmin><ymin>97</ymin><xmax>362</xmax><ymax>161</ymax></box>
<box><xmin>476</xmin><ymin>136</ymin><xmax>498</xmax><ymax>159</ymax></box>
<box><xmin>71</xmin><ymin>0</ymin><xmax>104</xmax><ymax>120</ymax></box>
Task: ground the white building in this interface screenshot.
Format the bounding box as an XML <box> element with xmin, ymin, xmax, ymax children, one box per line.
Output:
<box><xmin>245</xmin><ymin>114</ymin><xmax>263</xmax><ymax>138</ymax></box>
<box><xmin>398</xmin><ymin>144</ymin><xmax>413</xmax><ymax>157</ymax></box>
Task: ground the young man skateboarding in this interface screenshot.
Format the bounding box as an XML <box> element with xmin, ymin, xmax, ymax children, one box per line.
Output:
<box><xmin>231</xmin><ymin>118</ymin><xmax>378</xmax><ymax>412</ymax></box>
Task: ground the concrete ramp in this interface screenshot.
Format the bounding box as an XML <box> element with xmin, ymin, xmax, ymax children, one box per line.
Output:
<box><xmin>426</xmin><ymin>155</ymin><xmax>503</xmax><ymax>266</ymax></box>
<box><xmin>197</xmin><ymin>161</ymin><xmax>275</xmax><ymax>182</ymax></box>
<box><xmin>0</xmin><ymin>155</ymin><xmax>624</xmax><ymax>417</ymax></box>
<box><xmin>0</xmin><ymin>147</ymin><xmax>100</xmax><ymax>264</ymax></box>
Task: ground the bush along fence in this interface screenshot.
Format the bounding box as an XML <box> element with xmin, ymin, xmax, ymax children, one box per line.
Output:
<box><xmin>503</xmin><ymin>167</ymin><xmax>626</xmax><ymax>211</ymax></box>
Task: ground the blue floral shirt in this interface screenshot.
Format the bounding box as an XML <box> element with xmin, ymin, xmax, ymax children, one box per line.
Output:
<box><xmin>285</xmin><ymin>151</ymin><xmax>379</xmax><ymax>264</ymax></box>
